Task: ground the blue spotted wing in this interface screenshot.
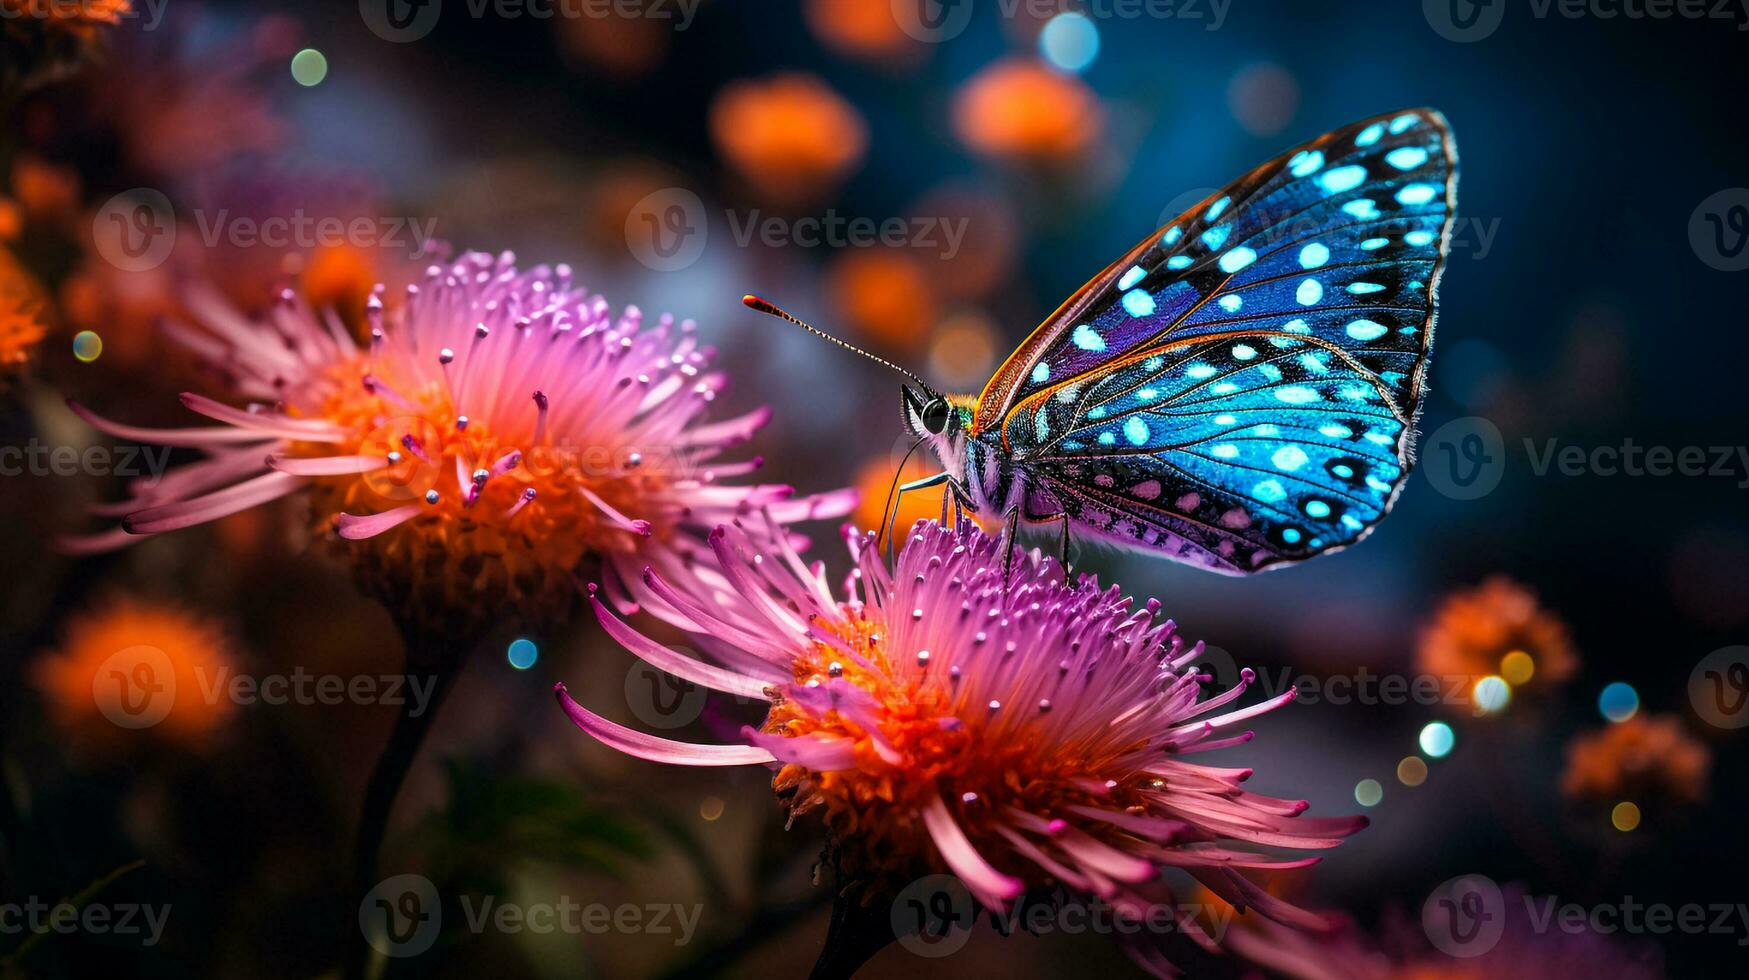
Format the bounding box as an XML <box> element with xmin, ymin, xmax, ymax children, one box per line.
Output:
<box><xmin>981</xmin><ymin>109</ymin><xmax>1457</xmax><ymax>574</ymax></box>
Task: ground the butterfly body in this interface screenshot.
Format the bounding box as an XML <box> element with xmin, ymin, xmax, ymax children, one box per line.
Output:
<box><xmin>895</xmin><ymin>108</ymin><xmax>1459</xmax><ymax>575</ymax></box>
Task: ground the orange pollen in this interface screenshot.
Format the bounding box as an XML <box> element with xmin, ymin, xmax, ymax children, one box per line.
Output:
<box><xmin>763</xmin><ymin>608</ymin><xmax>1150</xmax><ymax>855</ymax></box>
<box><xmin>278</xmin><ymin>357</ymin><xmax>674</xmax><ymax>620</ymax></box>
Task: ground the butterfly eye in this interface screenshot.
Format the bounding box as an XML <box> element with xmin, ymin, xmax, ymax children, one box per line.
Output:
<box><xmin>921</xmin><ymin>397</ymin><xmax>952</xmax><ymax>434</ymax></box>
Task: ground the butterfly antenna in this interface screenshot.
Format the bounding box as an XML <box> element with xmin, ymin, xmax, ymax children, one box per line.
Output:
<box><xmin>742</xmin><ymin>295</ymin><xmax>929</xmax><ymax>388</ymax></box>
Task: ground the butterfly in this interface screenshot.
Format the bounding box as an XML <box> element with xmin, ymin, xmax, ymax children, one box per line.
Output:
<box><xmin>747</xmin><ymin>107</ymin><xmax>1457</xmax><ymax>575</ymax></box>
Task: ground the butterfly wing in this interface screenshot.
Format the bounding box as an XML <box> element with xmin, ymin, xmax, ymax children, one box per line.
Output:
<box><xmin>989</xmin><ymin>108</ymin><xmax>1457</xmax><ymax>573</ymax></box>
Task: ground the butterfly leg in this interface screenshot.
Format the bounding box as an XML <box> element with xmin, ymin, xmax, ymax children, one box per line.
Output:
<box><xmin>997</xmin><ymin>504</ymin><xmax>1022</xmax><ymax>582</ymax></box>
<box><xmin>1037</xmin><ymin>511</ymin><xmax>1070</xmax><ymax>574</ymax></box>
<box><xmin>885</xmin><ymin>471</ymin><xmax>950</xmax><ymax>563</ymax></box>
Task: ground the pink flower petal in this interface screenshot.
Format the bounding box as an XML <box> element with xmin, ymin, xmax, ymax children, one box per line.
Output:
<box><xmin>553</xmin><ymin>683</ymin><xmax>774</xmax><ymax>767</ymax></box>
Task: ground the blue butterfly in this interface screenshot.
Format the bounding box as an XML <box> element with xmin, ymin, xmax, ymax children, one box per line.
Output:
<box><xmin>749</xmin><ymin>108</ymin><xmax>1457</xmax><ymax>575</ymax></box>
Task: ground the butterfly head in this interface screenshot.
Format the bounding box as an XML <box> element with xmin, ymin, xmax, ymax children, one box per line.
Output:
<box><xmin>902</xmin><ymin>383</ymin><xmax>975</xmax><ymax>476</ymax></box>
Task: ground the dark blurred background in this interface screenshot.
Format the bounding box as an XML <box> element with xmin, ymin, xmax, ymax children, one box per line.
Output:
<box><xmin>2</xmin><ymin>0</ymin><xmax>1746</xmax><ymax>976</ymax></box>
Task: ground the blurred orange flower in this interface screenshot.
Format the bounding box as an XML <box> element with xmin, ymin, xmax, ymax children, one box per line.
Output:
<box><xmin>92</xmin><ymin>15</ymin><xmax>298</xmax><ymax>180</ymax></box>
<box><xmin>1561</xmin><ymin>714</ymin><xmax>1710</xmax><ymax>806</ymax></box>
<box><xmin>826</xmin><ymin>248</ymin><xmax>939</xmax><ymax>352</ymax></box>
<box><xmin>1</xmin><ymin>0</ymin><xmax>129</xmax><ymax>36</ymax></box>
<box><xmin>710</xmin><ymin>73</ymin><xmax>867</xmax><ymax>204</ymax></box>
<box><xmin>804</xmin><ymin>0</ymin><xmax>919</xmax><ymax>63</ymax></box>
<box><xmin>0</xmin><ymin>196</ymin><xmax>22</xmax><ymax>240</ymax></box>
<box><xmin>0</xmin><ymin>293</ymin><xmax>45</xmax><ymax>373</ymax></box>
<box><xmin>953</xmin><ymin>59</ymin><xmax>1103</xmax><ymax>166</ymax></box>
<box><xmin>906</xmin><ymin>185</ymin><xmax>1019</xmax><ymax>301</ymax></box>
<box><xmin>1</xmin><ymin>245</ymin><xmax>47</xmax><ymax>373</ymax></box>
<box><xmin>33</xmin><ymin>595</ymin><xmax>238</xmax><ymax>747</ymax></box>
<box><xmin>296</xmin><ymin>242</ymin><xmax>386</xmax><ymax>338</ymax></box>
<box><xmin>10</xmin><ymin>155</ymin><xmax>80</xmax><ymax>227</ymax></box>
<box><xmin>926</xmin><ymin>310</ymin><xmax>1000</xmax><ymax>391</ymax></box>
<box><xmin>1417</xmin><ymin>576</ymin><xmax>1577</xmax><ymax>698</ymax></box>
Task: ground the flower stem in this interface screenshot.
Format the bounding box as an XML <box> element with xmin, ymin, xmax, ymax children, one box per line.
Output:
<box><xmin>808</xmin><ymin>882</ymin><xmax>895</xmax><ymax>980</ymax></box>
<box><xmin>342</xmin><ymin>619</ymin><xmax>473</xmax><ymax>980</ymax></box>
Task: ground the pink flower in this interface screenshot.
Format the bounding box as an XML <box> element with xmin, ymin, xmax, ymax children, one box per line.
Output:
<box><xmin>67</xmin><ymin>250</ymin><xmax>852</xmax><ymax>628</ymax></box>
<box><xmin>558</xmin><ymin>518</ymin><xmax>1363</xmax><ymax>962</ymax></box>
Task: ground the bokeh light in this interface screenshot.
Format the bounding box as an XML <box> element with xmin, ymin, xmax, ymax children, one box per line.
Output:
<box><xmin>290</xmin><ymin>48</ymin><xmax>327</xmax><ymax>87</ymax></box>
<box><xmin>1397</xmin><ymin>756</ymin><xmax>1429</xmax><ymax>787</ymax></box>
<box><xmin>1226</xmin><ymin>63</ymin><xmax>1299</xmax><ymax>137</ymax></box>
<box><xmin>1039</xmin><ymin>13</ymin><xmax>1100</xmax><ymax>72</ymax></box>
<box><xmin>506</xmin><ymin>638</ymin><xmax>538</xmax><ymax>670</ymax></box>
<box><xmin>72</xmin><ymin>329</ymin><xmax>102</xmax><ymax>362</ymax></box>
<box><xmin>700</xmin><ymin>796</ymin><xmax>725</xmax><ymax>821</ymax></box>
<box><xmin>1612</xmin><ymin>801</ymin><xmax>1641</xmax><ymax>832</ymax></box>
<box><xmin>1500</xmin><ymin>649</ymin><xmax>1536</xmax><ymax>686</ymax></box>
<box><xmin>926</xmin><ymin>311</ymin><xmax>999</xmax><ymax>390</ymax></box>
<box><xmin>1598</xmin><ymin>681</ymin><xmax>1639</xmax><ymax>723</ymax></box>
<box><xmin>1354</xmin><ymin>778</ymin><xmax>1383</xmax><ymax>807</ymax></box>
<box><xmin>1474</xmin><ymin>675</ymin><xmax>1512</xmax><ymax>714</ymax></box>
<box><xmin>1419</xmin><ymin>722</ymin><xmax>1456</xmax><ymax>758</ymax></box>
